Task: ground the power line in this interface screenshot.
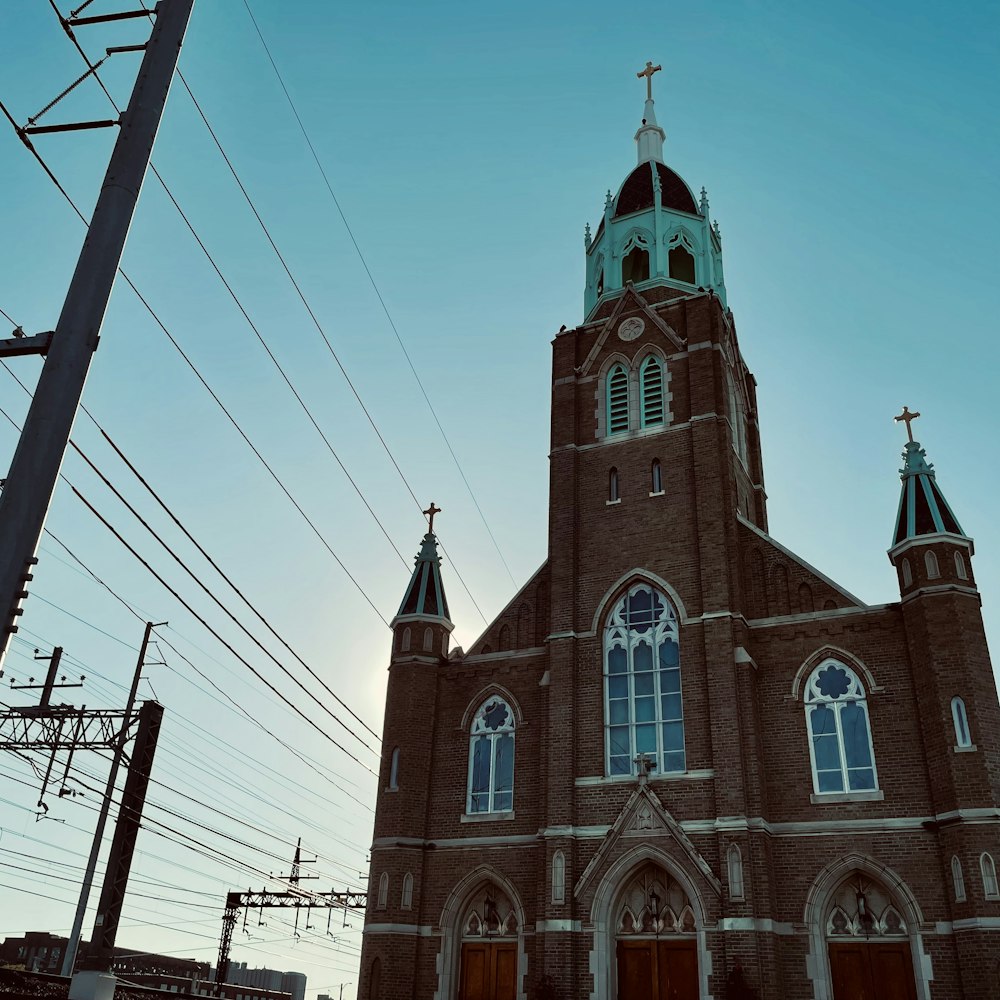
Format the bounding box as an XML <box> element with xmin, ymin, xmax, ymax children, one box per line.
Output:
<box><xmin>241</xmin><ymin>0</ymin><xmax>517</xmax><ymax>590</ymax></box>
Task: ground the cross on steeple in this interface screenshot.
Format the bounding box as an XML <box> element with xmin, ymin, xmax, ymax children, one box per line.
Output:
<box><xmin>637</xmin><ymin>60</ymin><xmax>662</xmax><ymax>101</ymax></box>
<box><xmin>894</xmin><ymin>406</ymin><xmax>921</xmax><ymax>443</ymax></box>
<box><xmin>423</xmin><ymin>502</ymin><xmax>442</xmax><ymax>533</ymax></box>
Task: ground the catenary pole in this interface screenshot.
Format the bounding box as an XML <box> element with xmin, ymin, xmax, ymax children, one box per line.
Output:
<box><xmin>60</xmin><ymin>621</ymin><xmax>156</xmax><ymax>977</ymax></box>
<box><xmin>0</xmin><ymin>0</ymin><xmax>195</xmax><ymax>666</ymax></box>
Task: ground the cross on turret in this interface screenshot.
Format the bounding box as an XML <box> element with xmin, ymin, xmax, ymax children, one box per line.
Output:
<box><xmin>423</xmin><ymin>502</ymin><xmax>442</xmax><ymax>533</ymax></box>
<box><xmin>637</xmin><ymin>60</ymin><xmax>662</xmax><ymax>101</ymax></box>
<box><xmin>894</xmin><ymin>406</ymin><xmax>920</xmax><ymax>443</ymax></box>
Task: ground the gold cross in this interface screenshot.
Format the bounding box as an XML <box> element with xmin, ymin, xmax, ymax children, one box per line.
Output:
<box><xmin>893</xmin><ymin>406</ymin><xmax>921</xmax><ymax>443</ymax></box>
<box><xmin>423</xmin><ymin>502</ymin><xmax>442</xmax><ymax>533</ymax></box>
<box><xmin>637</xmin><ymin>61</ymin><xmax>662</xmax><ymax>101</ymax></box>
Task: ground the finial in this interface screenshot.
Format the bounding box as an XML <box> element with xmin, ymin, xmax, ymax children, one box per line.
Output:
<box><xmin>605</xmin><ymin>189</ymin><xmax>613</xmax><ymax>209</ymax></box>
<box><xmin>712</xmin><ymin>219</ymin><xmax>721</xmax><ymax>240</ymax></box>
<box><xmin>584</xmin><ymin>222</ymin><xmax>592</xmax><ymax>249</ymax></box>
<box><xmin>699</xmin><ymin>187</ymin><xmax>709</xmax><ymax>212</ymax></box>
<box><xmin>423</xmin><ymin>502</ymin><xmax>442</xmax><ymax>533</ymax></box>
<box><xmin>893</xmin><ymin>406</ymin><xmax>920</xmax><ymax>443</ymax></box>
<box><xmin>636</xmin><ymin>61</ymin><xmax>662</xmax><ymax>101</ymax></box>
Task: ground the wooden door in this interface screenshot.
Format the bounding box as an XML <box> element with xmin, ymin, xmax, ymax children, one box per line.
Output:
<box><xmin>829</xmin><ymin>942</ymin><xmax>917</xmax><ymax>1000</ymax></box>
<box><xmin>616</xmin><ymin>939</ymin><xmax>698</xmax><ymax>1000</ymax></box>
<box><xmin>459</xmin><ymin>942</ymin><xmax>517</xmax><ymax>1000</ymax></box>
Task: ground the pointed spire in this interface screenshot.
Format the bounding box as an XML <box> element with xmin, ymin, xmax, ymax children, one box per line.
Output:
<box><xmin>395</xmin><ymin>513</ymin><xmax>452</xmax><ymax>625</ymax></box>
<box><xmin>891</xmin><ymin>412</ymin><xmax>967</xmax><ymax>547</ymax></box>
<box><xmin>634</xmin><ymin>60</ymin><xmax>666</xmax><ymax>165</ymax></box>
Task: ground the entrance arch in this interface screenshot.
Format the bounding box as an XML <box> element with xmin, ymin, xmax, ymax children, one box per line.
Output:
<box><xmin>613</xmin><ymin>862</ymin><xmax>699</xmax><ymax>1000</ymax></box>
<box><xmin>805</xmin><ymin>856</ymin><xmax>928</xmax><ymax>1000</ymax></box>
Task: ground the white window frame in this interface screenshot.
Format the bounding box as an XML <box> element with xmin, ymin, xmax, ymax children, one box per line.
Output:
<box><xmin>466</xmin><ymin>697</ymin><xmax>516</xmax><ymax>815</ymax></box>
<box><xmin>804</xmin><ymin>660</ymin><xmax>879</xmax><ymax>797</ymax></box>
<box><xmin>954</xmin><ymin>551</ymin><xmax>968</xmax><ymax>580</ymax></box>
<box><xmin>925</xmin><ymin>550</ymin><xmax>940</xmax><ymax>579</ymax></box>
<box><xmin>727</xmin><ymin>844</ymin><xmax>744</xmax><ymax>900</ymax></box>
<box><xmin>981</xmin><ymin>853</ymin><xmax>999</xmax><ymax>900</ymax></box>
<box><xmin>952</xmin><ymin>855</ymin><xmax>966</xmax><ymax>902</ymax></box>
<box><xmin>377</xmin><ymin>872</ymin><xmax>389</xmax><ymax>909</ymax></box>
<box><xmin>401</xmin><ymin>872</ymin><xmax>413</xmax><ymax>910</ymax></box>
<box><xmin>901</xmin><ymin>558</ymin><xmax>912</xmax><ymax>587</ymax></box>
<box><xmin>951</xmin><ymin>696</ymin><xmax>973</xmax><ymax>749</ymax></box>
<box><xmin>603</xmin><ymin>584</ymin><xmax>685</xmax><ymax>777</ymax></box>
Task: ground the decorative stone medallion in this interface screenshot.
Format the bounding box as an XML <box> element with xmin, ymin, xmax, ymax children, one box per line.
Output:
<box><xmin>618</xmin><ymin>317</ymin><xmax>645</xmax><ymax>342</ymax></box>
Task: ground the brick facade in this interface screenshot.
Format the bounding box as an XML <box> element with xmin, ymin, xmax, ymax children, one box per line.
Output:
<box><xmin>359</xmin><ymin>145</ymin><xmax>1000</xmax><ymax>1000</ymax></box>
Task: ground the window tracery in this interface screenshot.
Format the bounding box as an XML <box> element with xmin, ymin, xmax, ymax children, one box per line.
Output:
<box><xmin>804</xmin><ymin>660</ymin><xmax>878</xmax><ymax>794</ymax></box>
<box><xmin>467</xmin><ymin>697</ymin><xmax>515</xmax><ymax>814</ymax></box>
<box><xmin>825</xmin><ymin>875</ymin><xmax>906</xmax><ymax>938</ymax></box>
<box><xmin>615</xmin><ymin>864</ymin><xmax>695</xmax><ymax>936</ymax></box>
<box><xmin>604</xmin><ymin>584</ymin><xmax>684</xmax><ymax>776</ymax></box>
<box><xmin>461</xmin><ymin>885</ymin><xmax>519</xmax><ymax>938</ymax></box>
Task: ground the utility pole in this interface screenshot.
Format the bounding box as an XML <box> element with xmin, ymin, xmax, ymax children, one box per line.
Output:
<box><xmin>61</xmin><ymin>621</ymin><xmax>160</xmax><ymax>977</ymax></box>
<box><xmin>0</xmin><ymin>0</ymin><xmax>196</xmax><ymax>666</ymax></box>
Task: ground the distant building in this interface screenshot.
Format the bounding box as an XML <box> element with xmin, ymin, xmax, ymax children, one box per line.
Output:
<box><xmin>216</xmin><ymin>963</ymin><xmax>305</xmax><ymax>1000</ymax></box>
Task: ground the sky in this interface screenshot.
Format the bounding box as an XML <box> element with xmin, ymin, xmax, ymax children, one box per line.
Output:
<box><xmin>0</xmin><ymin>2</ymin><xmax>998</xmax><ymax>998</ymax></box>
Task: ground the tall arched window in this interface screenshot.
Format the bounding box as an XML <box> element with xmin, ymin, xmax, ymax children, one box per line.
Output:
<box><xmin>368</xmin><ymin>957</ymin><xmax>381</xmax><ymax>1000</ymax></box>
<box><xmin>388</xmin><ymin>747</ymin><xmax>399</xmax><ymax>789</ymax></box>
<box><xmin>401</xmin><ymin>627</ymin><xmax>411</xmax><ymax>652</ymax></box>
<box><xmin>955</xmin><ymin>551</ymin><xmax>968</xmax><ymax>580</ymax></box>
<box><xmin>377</xmin><ymin>873</ymin><xmax>389</xmax><ymax>909</ymax></box>
<box><xmin>401</xmin><ymin>872</ymin><xmax>413</xmax><ymax>910</ymax></box>
<box><xmin>639</xmin><ymin>356</ymin><xmax>664</xmax><ymax>428</ymax></box>
<box><xmin>650</xmin><ymin>459</ymin><xmax>663</xmax><ymax>494</ymax></box>
<box><xmin>925</xmin><ymin>550</ymin><xmax>940</xmax><ymax>579</ymax></box>
<box><xmin>609</xmin><ymin>467</ymin><xmax>620</xmax><ymax>503</ymax></box>
<box><xmin>604</xmin><ymin>584</ymin><xmax>684</xmax><ymax>776</ymax></box>
<box><xmin>552</xmin><ymin>850</ymin><xmax>566</xmax><ymax>904</ymax></box>
<box><xmin>727</xmin><ymin>844</ymin><xmax>744</xmax><ymax>899</ymax></box>
<box><xmin>422</xmin><ymin>626</ymin><xmax>433</xmax><ymax>651</ymax></box>
<box><xmin>804</xmin><ymin>660</ymin><xmax>878</xmax><ymax>794</ymax></box>
<box><xmin>952</xmin><ymin>697</ymin><xmax>972</xmax><ymax>749</ymax></box>
<box><xmin>901</xmin><ymin>558</ymin><xmax>912</xmax><ymax>587</ymax></box>
<box><xmin>467</xmin><ymin>696</ymin><xmax>515</xmax><ymax>814</ymax></box>
<box><xmin>607</xmin><ymin>364</ymin><xmax>630</xmax><ymax>434</ymax></box>
<box><xmin>725</xmin><ymin>368</ymin><xmax>748</xmax><ymax>463</ymax></box>
<box><xmin>952</xmin><ymin>856</ymin><xmax>966</xmax><ymax>902</ymax></box>
<box><xmin>981</xmin><ymin>853</ymin><xmax>999</xmax><ymax>899</ymax></box>
<box><xmin>622</xmin><ymin>245</ymin><xmax>650</xmax><ymax>284</ymax></box>
<box><xmin>668</xmin><ymin>244</ymin><xmax>695</xmax><ymax>283</ymax></box>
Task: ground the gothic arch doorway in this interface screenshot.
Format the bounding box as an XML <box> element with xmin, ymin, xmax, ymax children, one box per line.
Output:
<box><xmin>613</xmin><ymin>863</ymin><xmax>698</xmax><ymax>1000</ymax></box>
<box><xmin>825</xmin><ymin>873</ymin><xmax>917</xmax><ymax>1000</ymax></box>
<box><xmin>457</xmin><ymin>884</ymin><xmax>519</xmax><ymax>1000</ymax></box>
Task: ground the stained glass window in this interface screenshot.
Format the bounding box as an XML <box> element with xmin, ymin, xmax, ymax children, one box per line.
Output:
<box><xmin>804</xmin><ymin>661</ymin><xmax>878</xmax><ymax>794</ymax></box>
<box><xmin>468</xmin><ymin>697</ymin><xmax>515</xmax><ymax>814</ymax></box>
<box><xmin>604</xmin><ymin>584</ymin><xmax>684</xmax><ymax>776</ymax></box>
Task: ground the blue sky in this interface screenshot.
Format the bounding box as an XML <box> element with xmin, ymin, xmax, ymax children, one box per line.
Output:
<box><xmin>0</xmin><ymin>2</ymin><xmax>998</xmax><ymax>997</ymax></box>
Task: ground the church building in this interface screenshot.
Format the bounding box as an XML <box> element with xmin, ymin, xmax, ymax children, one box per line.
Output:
<box><xmin>358</xmin><ymin>64</ymin><xmax>1000</xmax><ymax>1000</ymax></box>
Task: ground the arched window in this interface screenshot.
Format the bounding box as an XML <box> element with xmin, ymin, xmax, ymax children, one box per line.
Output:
<box><xmin>609</xmin><ymin>467</ymin><xmax>620</xmax><ymax>503</ymax></box>
<box><xmin>901</xmin><ymin>558</ymin><xmax>912</xmax><ymax>587</ymax></box>
<box><xmin>804</xmin><ymin>660</ymin><xmax>878</xmax><ymax>794</ymax></box>
<box><xmin>981</xmin><ymin>853</ymin><xmax>999</xmax><ymax>899</ymax></box>
<box><xmin>955</xmin><ymin>551</ymin><xmax>968</xmax><ymax>580</ymax></box>
<box><xmin>377</xmin><ymin>872</ymin><xmax>389</xmax><ymax>909</ymax></box>
<box><xmin>401</xmin><ymin>627</ymin><xmax>411</xmax><ymax>652</ymax></box>
<box><xmin>604</xmin><ymin>584</ymin><xmax>684</xmax><ymax>776</ymax></box>
<box><xmin>952</xmin><ymin>856</ymin><xmax>966</xmax><ymax>902</ymax></box>
<box><xmin>369</xmin><ymin>957</ymin><xmax>381</xmax><ymax>999</ymax></box>
<box><xmin>727</xmin><ymin>844</ymin><xmax>744</xmax><ymax>899</ymax></box>
<box><xmin>596</xmin><ymin>267</ymin><xmax>604</xmax><ymax>297</ymax></box>
<box><xmin>952</xmin><ymin>697</ymin><xmax>972</xmax><ymax>749</ymax></box>
<box><xmin>622</xmin><ymin>245</ymin><xmax>650</xmax><ymax>284</ymax></box>
<box><xmin>498</xmin><ymin>624</ymin><xmax>511</xmax><ymax>651</ymax></box>
<box><xmin>640</xmin><ymin>356</ymin><xmax>665</xmax><ymax>427</ymax></box>
<box><xmin>552</xmin><ymin>850</ymin><xmax>566</xmax><ymax>904</ymax></box>
<box><xmin>388</xmin><ymin>747</ymin><xmax>399</xmax><ymax>789</ymax></box>
<box><xmin>925</xmin><ymin>550</ymin><xmax>940</xmax><ymax>579</ymax></box>
<box><xmin>467</xmin><ymin>696</ymin><xmax>515</xmax><ymax>814</ymax></box>
<box><xmin>668</xmin><ymin>244</ymin><xmax>695</xmax><ymax>284</ymax></box>
<box><xmin>401</xmin><ymin>872</ymin><xmax>413</xmax><ymax>910</ymax></box>
<box><xmin>422</xmin><ymin>626</ymin><xmax>433</xmax><ymax>651</ymax></box>
<box><xmin>725</xmin><ymin>368</ymin><xmax>748</xmax><ymax>463</ymax></box>
<box><xmin>650</xmin><ymin>459</ymin><xmax>663</xmax><ymax>494</ymax></box>
<box><xmin>607</xmin><ymin>364</ymin><xmax>630</xmax><ymax>434</ymax></box>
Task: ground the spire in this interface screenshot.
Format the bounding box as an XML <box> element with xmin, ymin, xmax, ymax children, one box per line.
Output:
<box><xmin>891</xmin><ymin>409</ymin><xmax>967</xmax><ymax>546</ymax></box>
<box><xmin>395</xmin><ymin>506</ymin><xmax>451</xmax><ymax>624</ymax></box>
<box><xmin>634</xmin><ymin>61</ymin><xmax>665</xmax><ymax>165</ymax></box>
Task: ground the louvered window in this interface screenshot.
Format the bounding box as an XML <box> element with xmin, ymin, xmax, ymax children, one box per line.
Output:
<box><xmin>607</xmin><ymin>365</ymin><xmax>629</xmax><ymax>434</ymax></box>
<box><xmin>640</xmin><ymin>356</ymin><xmax>664</xmax><ymax>427</ymax></box>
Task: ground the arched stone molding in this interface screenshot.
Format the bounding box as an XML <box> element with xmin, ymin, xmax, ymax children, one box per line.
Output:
<box><xmin>802</xmin><ymin>853</ymin><xmax>931</xmax><ymax>1000</ymax></box>
<box><xmin>586</xmin><ymin>843</ymin><xmax>713</xmax><ymax>1000</ymax></box>
<box><xmin>790</xmin><ymin>645</ymin><xmax>883</xmax><ymax>700</ymax></box>
<box><xmin>459</xmin><ymin>684</ymin><xmax>524</xmax><ymax>731</ymax></box>
<box><xmin>435</xmin><ymin>864</ymin><xmax>527</xmax><ymax>1000</ymax></box>
<box><xmin>616</xmin><ymin>225</ymin><xmax>655</xmax><ymax>258</ymax></box>
<box><xmin>590</xmin><ymin>569</ymin><xmax>690</xmax><ymax>633</ymax></box>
